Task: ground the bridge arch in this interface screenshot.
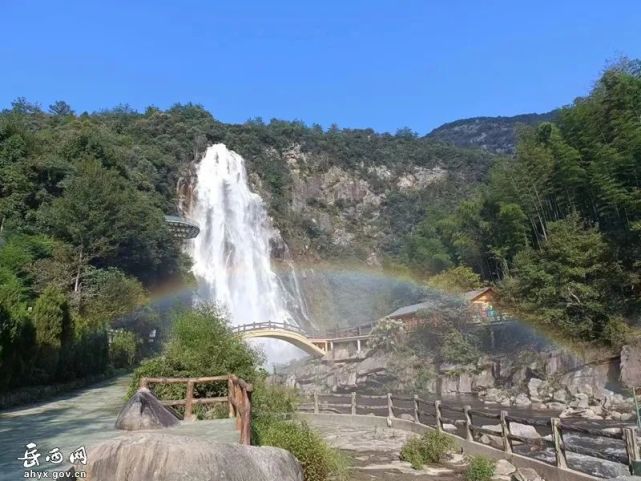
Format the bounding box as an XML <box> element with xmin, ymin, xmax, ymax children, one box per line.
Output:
<box><xmin>239</xmin><ymin>328</ymin><xmax>326</xmax><ymax>357</ymax></box>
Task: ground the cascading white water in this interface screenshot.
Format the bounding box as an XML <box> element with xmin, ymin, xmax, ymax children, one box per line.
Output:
<box><xmin>188</xmin><ymin>144</ymin><xmax>308</xmax><ymax>361</ymax></box>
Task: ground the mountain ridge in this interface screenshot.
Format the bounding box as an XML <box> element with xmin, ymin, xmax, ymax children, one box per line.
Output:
<box><xmin>426</xmin><ymin>110</ymin><xmax>559</xmax><ymax>154</ymax></box>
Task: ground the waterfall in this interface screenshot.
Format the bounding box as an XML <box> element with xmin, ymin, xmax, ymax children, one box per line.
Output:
<box><xmin>188</xmin><ymin>144</ymin><xmax>308</xmax><ymax>361</ymax></box>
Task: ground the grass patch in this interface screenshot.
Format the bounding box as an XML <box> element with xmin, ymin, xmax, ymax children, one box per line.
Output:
<box><xmin>465</xmin><ymin>456</ymin><xmax>495</xmax><ymax>481</ymax></box>
<box><xmin>400</xmin><ymin>430</ymin><xmax>455</xmax><ymax>469</ymax></box>
<box><xmin>253</xmin><ymin>417</ymin><xmax>349</xmax><ymax>481</ymax></box>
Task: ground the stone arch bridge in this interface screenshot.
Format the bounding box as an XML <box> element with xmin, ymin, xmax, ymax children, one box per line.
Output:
<box><xmin>231</xmin><ymin>321</ymin><xmax>372</xmax><ymax>357</ymax></box>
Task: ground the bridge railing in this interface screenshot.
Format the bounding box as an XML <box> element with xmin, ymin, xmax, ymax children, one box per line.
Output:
<box><xmin>232</xmin><ymin>321</ymin><xmax>310</xmax><ymax>336</ymax></box>
<box><xmin>140</xmin><ymin>374</ymin><xmax>253</xmax><ymax>445</ymax></box>
<box><xmin>232</xmin><ymin>321</ymin><xmax>375</xmax><ymax>340</ymax></box>
<box><xmin>298</xmin><ymin>391</ymin><xmax>641</xmax><ymax>476</ymax></box>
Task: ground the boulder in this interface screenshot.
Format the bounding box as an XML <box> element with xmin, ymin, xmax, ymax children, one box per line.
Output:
<box><xmin>528</xmin><ymin>378</ymin><xmax>544</xmax><ymax>401</ymax></box>
<box><xmin>621</xmin><ymin>344</ymin><xmax>641</xmax><ymax>388</ymax></box>
<box><xmin>560</xmin><ymin>407</ymin><xmax>604</xmax><ymax>420</ymax></box>
<box><xmin>71</xmin><ymin>432</ymin><xmax>303</xmax><ymax>481</ymax></box>
<box><xmin>495</xmin><ymin>459</ymin><xmax>517</xmax><ymax>476</ymax></box>
<box><xmin>570</xmin><ymin>393</ymin><xmax>590</xmax><ymax>409</ymax></box>
<box><xmin>480</xmin><ymin>425</ymin><xmax>504</xmax><ymax>449</ymax></box>
<box><xmin>552</xmin><ymin>388</ymin><xmax>568</xmax><ymax>403</ymax></box>
<box><xmin>443</xmin><ymin>423</ymin><xmax>457</xmax><ymax>433</ymax></box>
<box><xmin>509</xmin><ymin>423</ymin><xmax>541</xmax><ymax>439</ymax></box>
<box><xmin>514</xmin><ymin>393</ymin><xmax>531</xmax><ymax>407</ymax></box>
<box><xmin>115</xmin><ymin>388</ymin><xmax>180</xmax><ymax>431</ymax></box>
<box><xmin>621</xmin><ymin>412</ymin><xmax>637</xmax><ymax>422</ymax></box>
<box><xmin>511</xmin><ymin>468</ymin><xmax>543</xmax><ymax>481</ymax></box>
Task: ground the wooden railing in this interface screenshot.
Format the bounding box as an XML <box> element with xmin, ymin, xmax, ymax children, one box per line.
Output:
<box><xmin>140</xmin><ymin>375</ymin><xmax>253</xmax><ymax>445</ymax></box>
<box><xmin>300</xmin><ymin>392</ymin><xmax>641</xmax><ymax>476</ymax></box>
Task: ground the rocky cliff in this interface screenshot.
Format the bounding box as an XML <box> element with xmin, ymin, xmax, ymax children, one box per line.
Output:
<box><xmin>179</xmin><ymin>124</ymin><xmax>498</xmax><ymax>329</ymax></box>
<box><xmin>281</xmin><ymin>341</ymin><xmax>641</xmax><ymax>422</ymax></box>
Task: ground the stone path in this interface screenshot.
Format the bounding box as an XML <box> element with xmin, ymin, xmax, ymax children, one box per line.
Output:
<box><xmin>310</xmin><ymin>420</ymin><xmax>467</xmax><ymax>480</ymax></box>
<box><xmin>0</xmin><ymin>375</ymin><xmax>238</xmax><ymax>481</ymax></box>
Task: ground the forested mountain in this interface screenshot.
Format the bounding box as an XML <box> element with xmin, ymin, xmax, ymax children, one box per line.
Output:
<box><xmin>2</xmin><ymin>60</ymin><xmax>640</xmax><ymax>394</ymax></box>
<box><xmin>427</xmin><ymin>110</ymin><xmax>559</xmax><ymax>154</ymax></box>
<box><xmin>0</xmin><ymin>100</ymin><xmax>497</xmax><ymax>392</ymax></box>
<box><xmin>409</xmin><ymin>60</ymin><xmax>641</xmax><ymax>346</ymax></box>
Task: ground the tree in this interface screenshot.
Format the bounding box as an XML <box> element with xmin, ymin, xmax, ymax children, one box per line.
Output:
<box><xmin>33</xmin><ymin>285</ymin><xmax>73</xmax><ymax>348</ymax></box>
<box><xmin>40</xmin><ymin>159</ymin><xmax>176</xmax><ymax>289</ymax></box>
<box><xmin>79</xmin><ymin>268</ymin><xmax>147</xmax><ymax>330</ymax></box>
<box><xmin>48</xmin><ymin>101</ymin><xmax>74</xmax><ymax>116</ymax></box>
<box><xmin>502</xmin><ymin>214</ymin><xmax>616</xmax><ymax>340</ymax></box>
<box><xmin>427</xmin><ymin>265</ymin><xmax>482</xmax><ymax>293</ymax></box>
<box><xmin>128</xmin><ymin>305</ymin><xmax>263</xmax><ymax>398</ymax></box>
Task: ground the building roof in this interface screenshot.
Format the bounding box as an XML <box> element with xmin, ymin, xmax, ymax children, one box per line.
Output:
<box><xmin>463</xmin><ymin>287</ymin><xmax>494</xmax><ymax>302</ymax></box>
<box><xmin>386</xmin><ymin>300</ymin><xmax>435</xmax><ymax>319</ymax></box>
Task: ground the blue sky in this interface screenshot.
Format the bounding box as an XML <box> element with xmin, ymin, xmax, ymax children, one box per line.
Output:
<box><xmin>1</xmin><ymin>1</ymin><xmax>640</xmax><ymax>133</ymax></box>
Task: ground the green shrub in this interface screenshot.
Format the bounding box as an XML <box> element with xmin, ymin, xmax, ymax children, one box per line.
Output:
<box><xmin>369</xmin><ymin>318</ymin><xmax>406</xmax><ymax>353</ymax></box>
<box><xmin>400</xmin><ymin>430</ymin><xmax>455</xmax><ymax>469</ymax></box>
<box><xmin>439</xmin><ymin>329</ymin><xmax>480</xmax><ymax>364</ymax></box>
<box><xmin>253</xmin><ymin>418</ymin><xmax>348</xmax><ymax>481</ymax></box>
<box><xmin>127</xmin><ymin>305</ymin><xmax>262</xmax><ymax>398</ymax></box>
<box><xmin>421</xmin><ymin>430</ymin><xmax>455</xmax><ymax>463</ymax></box>
<box><xmin>465</xmin><ymin>456</ymin><xmax>495</xmax><ymax>481</ymax></box>
<box><xmin>400</xmin><ymin>436</ymin><xmax>426</xmax><ymax>469</ymax></box>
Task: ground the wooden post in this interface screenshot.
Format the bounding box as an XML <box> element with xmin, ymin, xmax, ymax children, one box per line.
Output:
<box><xmin>240</xmin><ymin>388</ymin><xmax>252</xmax><ymax>445</ymax></box>
<box><xmin>500</xmin><ymin>410</ymin><xmax>513</xmax><ymax>455</ymax></box>
<box><xmin>184</xmin><ymin>380</ymin><xmax>195</xmax><ymax>421</ymax></box>
<box><xmin>351</xmin><ymin>392</ymin><xmax>357</xmax><ymax>415</ymax></box>
<box><xmin>235</xmin><ymin>384</ymin><xmax>243</xmax><ymax>431</ymax></box>
<box><xmin>464</xmin><ymin>405</ymin><xmax>473</xmax><ymax>441</ymax></box>
<box><xmin>387</xmin><ymin>393</ymin><xmax>393</xmax><ymax>418</ymax></box>
<box><xmin>624</xmin><ymin>427</ymin><xmax>640</xmax><ymax>474</ymax></box>
<box><xmin>434</xmin><ymin>400</ymin><xmax>443</xmax><ymax>432</ymax></box>
<box><xmin>227</xmin><ymin>377</ymin><xmax>235</xmax><ymax>418</ymax></box>
<box><xmin>551</xmin><ymin>417</ymin><xmax>567</xmax><ymax>469</ymax></box>
<box><xmin>313</xmin><ymin>392</ymin><xmax>319</xmax><ymax>414</ymax></box>
<box><xmin>413</xmin><ymin>394</ymin><xmax>419</xmax><ymax>423</ymax></box>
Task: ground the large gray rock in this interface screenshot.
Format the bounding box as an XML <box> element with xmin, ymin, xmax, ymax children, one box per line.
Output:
<box><xmin>495</xmin><ymin>459</ymin><xmax>517</xmax><ymax>476</ymax></box>
<box><xmin>115</xmin><ymin>387</ymin><xmax>180</xmax><ymax>431</ymax></box>
<box><xmin>527</xmin><ymin>378</ymin><xmax>544</xmax><ymax>401</ymax></box>
<box><xmin>71</xmin><ymin>432</ymin><xmax>303</xmax><ymax>481</ymax></box>
<box><xmin>511</xmin><ymin>468</ymin><xmax>543</xmax><ymax>481</ymax></box>
<box><xmin>509</xmin><ymin>422</ymin><xmax>541</xmax><ymax>439</ymax></box>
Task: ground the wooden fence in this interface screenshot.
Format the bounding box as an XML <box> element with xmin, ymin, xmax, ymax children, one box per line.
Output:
<box><xmin>140</xmin><ymin>375</ymin><xmax>253</xmax><ymax>445</ymax></box>
<box><xmin>300</xmin><ymin>392</ymin><xmax>641</xmax><ymax>476</ymax></box>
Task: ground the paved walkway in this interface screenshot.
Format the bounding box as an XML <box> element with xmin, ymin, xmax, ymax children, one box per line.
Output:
<box><xmin>0</xmin><ymin>375</ymin><xmax>238</xmax><ymax>480</ymax></box>
<box><xmin>309</xmin><ymin>420</ymin><xmax>467</xmax><ymax>480</ymax></box>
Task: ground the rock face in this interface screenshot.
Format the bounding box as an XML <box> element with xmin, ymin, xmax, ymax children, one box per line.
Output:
<box><xmin>621</xmin><ymin>344</ymin><xmax>641</xmax><ymax>388</ymax></box>
<box><xmin>282</xmin><ymin>340</ymin><xmax>636</xmax><ymax>421</ymax></box>
<box><xmin>115</xmin><ymin>388</ymin><xmax>180</xmax><ymax>431</ymax></box>
<box><xmin>72</xmin><ymin>432</ymin><xmax>304</xmax><ymax>481</ymax></box>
